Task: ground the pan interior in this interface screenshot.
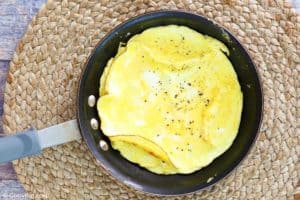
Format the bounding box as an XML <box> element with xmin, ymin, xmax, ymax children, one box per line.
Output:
<box><xmin>77</xmin><ymin>11</ymin><xmax>262</xmax><ymax>195</ymax></box>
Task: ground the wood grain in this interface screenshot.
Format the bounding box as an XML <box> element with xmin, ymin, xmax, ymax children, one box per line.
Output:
<box><xmin>0</xmin><ymin>180</ymin><xmax>28</xmax><ymax>199</ymax></box>
<box><xmin>0</xmin><ymin>60</ymin><xmax>26</xmax><ymax>199</ymax></box>
<box><xmin>0</xmin><ymin>163</ymin><xmax>17</xmax><ymax>180</ymax></box>
<box><xmin>0</xmin><ymin>0</ymin><xmax>46</xmax><ymax>60</ymax></box>
<box><xmin>0</xmin><ymin>61</ymin><xmax>9</xmax><ymax>135</ymax></box>
<box><xmin>0</xmin><ymin>1</ymin><xmax>46</xmax><ymax>199</ymax></box>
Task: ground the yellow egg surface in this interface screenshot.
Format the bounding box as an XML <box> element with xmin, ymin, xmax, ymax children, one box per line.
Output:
<box><xmin>97</xmin><ymin>25</ymin><xmax>243</xmax><ymax>174</ymax></box>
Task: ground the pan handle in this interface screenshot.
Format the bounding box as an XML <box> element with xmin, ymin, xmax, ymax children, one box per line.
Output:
<box><xmin>0</xmin><ymin>128</ymin><xmax>41</xmax><ymax>163</ymax></box>
<box><xmin>0</xmin><ymin>120</ymin><xmax>82</xmax><ymax>164</ymax></box>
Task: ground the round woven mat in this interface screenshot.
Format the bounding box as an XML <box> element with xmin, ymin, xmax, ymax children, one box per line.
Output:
<box><xmin>3</xmin><ymin>0</ymin><xmax>299</xmax><ymax>199</ymax></box>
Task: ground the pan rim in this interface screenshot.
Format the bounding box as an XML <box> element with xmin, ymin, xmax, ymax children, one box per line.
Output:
<box><xmin>76</xmin><ymin>10</ymin><xmax>264</xmax><ymax>196</ymax></box>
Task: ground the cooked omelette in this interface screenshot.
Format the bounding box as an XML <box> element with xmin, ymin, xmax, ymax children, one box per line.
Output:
<box><xmin>97</xmin><ymin>25</ymin><xmax>243</xmax><ymax>174</ymax></box>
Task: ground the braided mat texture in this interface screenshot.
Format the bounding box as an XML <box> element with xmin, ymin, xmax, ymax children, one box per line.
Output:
<box><xmin>3</xmin><ymin>0</ymin><xmax>299</xmax><ymax>199</ymax></box>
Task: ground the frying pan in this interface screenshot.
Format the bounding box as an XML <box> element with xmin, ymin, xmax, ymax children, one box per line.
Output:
<box><xmin>0</xmin><ymin>10</ymin><xmax>263</xmax><ymax>195</ymax></box>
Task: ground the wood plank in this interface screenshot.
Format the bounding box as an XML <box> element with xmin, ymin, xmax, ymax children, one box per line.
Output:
<box><xmin>0</xmin><ymin>61</ymin><xmax>24</xmax><ymax>199</ymax></box>
<box><xmin>290</xmin><ymin>0</ymin><xmax>300</xmax><ymax>12</ymax></box>
<box><xmin>0</xmin><ymin>163</ymin><xmax>17</xmax><ymax>180</ymax></box>
<box><xmin>0</xmin><ymin>61</ymin><xmax>9</xmax><ymax>99</ymax></box>
<box><xmin>0</xmin><ymin>3</ymin><xmax>45</xmax><ymax>198</ymax></box>
<box><xmin>0</xmin><ymin>60</ymin><xmax>9</xmax><ymax>135</ymax></box>
<box><xmin>0</xmin><ymin>0</ymin><xmax>46</xmax><ymax>60</ymax></box>
<box><xmin>0</xmin><ymin>180</ymin><xmax>28</xmax><ymax>200</ymax></box>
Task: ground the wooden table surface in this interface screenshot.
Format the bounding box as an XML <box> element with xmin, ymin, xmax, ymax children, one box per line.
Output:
<box><xmin>0</xmin><ymin>1</ymin><xmax>299</xmax><ymax>199</ymax></box>
<box><xmin>0</xmin><ymin>1</ymin><xmax>46</xmax><ymax>199</ymax></box>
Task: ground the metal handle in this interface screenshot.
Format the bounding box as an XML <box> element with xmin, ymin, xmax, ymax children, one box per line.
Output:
<box><xmin>0</xmin><ymin>128</ymin><xmax>41</xmax><ymax>163</ymax></box>
<box><xmin>0</xmin><ymin>120</ymin><xmax>82</xmax><ymax>164</ymax></box>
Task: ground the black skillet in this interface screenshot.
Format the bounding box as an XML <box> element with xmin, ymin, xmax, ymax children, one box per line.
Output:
<box><xmin>78</xmin><ymin>10</ymin><xmax>263</xmax><ymax>195</ymax></box>
<box><xmin>0</xmin><ymin>10</ymin><xmax>263</xmax><ymax>195</ymax></box>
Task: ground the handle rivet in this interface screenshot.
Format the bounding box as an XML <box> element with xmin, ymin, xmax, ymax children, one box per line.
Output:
<box><xmin>88</xmin><ymin>95</ymin><xmax>96</xmax><ymax>107</ymax></box>
<box><xmin>99</xmin><ymin>140</ymin><xmax>109</xmax><ymax>151</ymax></box>
<box><xmin>90</xmin><ymin>118</ymin><xmax>99</xmax><ymax>130</ymax></box>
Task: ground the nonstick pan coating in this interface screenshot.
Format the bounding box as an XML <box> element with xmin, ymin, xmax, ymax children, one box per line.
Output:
<box><xmin>77</xmin><ymin>10</ymin><xmax>263</xmax><ymax>195</ymax></box>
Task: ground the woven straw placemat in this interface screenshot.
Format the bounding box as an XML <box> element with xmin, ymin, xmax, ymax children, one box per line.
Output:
<box><xmin>3</xmin><ymin>0</ymin><xmax>299</xmax><ymax>199</ymax></box>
